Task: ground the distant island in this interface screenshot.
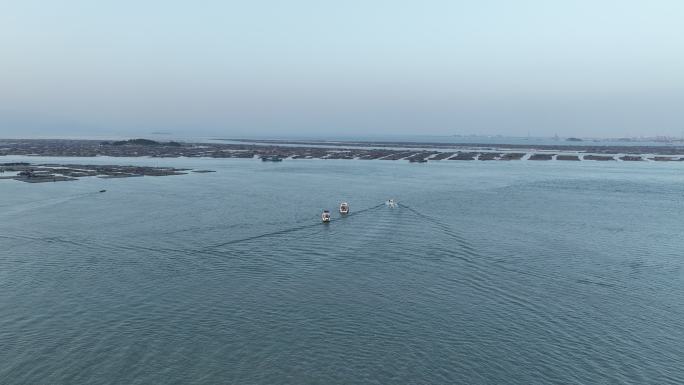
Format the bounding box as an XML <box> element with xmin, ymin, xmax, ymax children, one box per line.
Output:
<box><xmin>101</xmin><ymin>138</ymin><xmax>182</xmax><ymax>147</ymax></box>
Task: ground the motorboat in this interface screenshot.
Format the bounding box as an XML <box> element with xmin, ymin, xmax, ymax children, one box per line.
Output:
<box><xmin>339</xmin><ymin>202</ymin><xmax>350</xmax><ymax>215</ymax></box>
<box><xmin>321</xmin><ymin>210</ymin><xmax>331</xmax><ymax>223</ymax></box>
<box><xmin>387</xmin><ymin>199</ymin><xmax>397</xmax><ymax>208</ymax></box>
<box><xmin>99</xmin><ymin>189</ymin><xmax>107</xmax><ymax>193</ymax></box>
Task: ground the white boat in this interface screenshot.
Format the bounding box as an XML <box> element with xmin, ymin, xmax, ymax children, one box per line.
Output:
<box><xmin>387</xmin><ymin>199</ymin><xmax>397</xmax><ymax>208</ymax></box>
<box><xmin>321</xmin><ymin>210</ymin><xmax>331</xmax><ymax>223</ymax></box>
<box><xmin>339</xmin><ymin>202</ymin><xmax>350</xmax><ymax>215</ymax></box>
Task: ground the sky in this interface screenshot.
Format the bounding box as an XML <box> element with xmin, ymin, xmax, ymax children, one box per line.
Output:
<box><xmin>1</xmin><ymin>0</ymin><xmax>683</xmax><ymax>138</ymax></box>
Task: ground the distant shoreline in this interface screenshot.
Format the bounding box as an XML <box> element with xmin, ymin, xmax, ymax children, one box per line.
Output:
<box><xmin>220</xmin><ymin>138</ymin><xmax>684</xmax><ymax>152</ymax></box>
<box><xmin>1</xmin><ymin>138</ymin><xmax>683</xmax><ymax>162</ymax></box>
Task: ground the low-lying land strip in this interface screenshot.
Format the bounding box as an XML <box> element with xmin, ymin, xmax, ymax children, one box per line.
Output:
<box><xmin>224</xmin><ymin>138</ymin><xmax>684</xmax><ymax>155</ymax></box>
<box><xmin>0</xmin><ymin>162</ymin><xmax>193</xmax><ymax>183</ymax></box>
<box><xmin>1</xmin><ymin>139</ymin><xmax>683</xmax><ymax>164</ymax></box>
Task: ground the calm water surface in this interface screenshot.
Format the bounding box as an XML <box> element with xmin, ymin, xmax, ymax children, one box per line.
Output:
<box><xmin>1</xmin><ymin>157</ymin><xmax>683</xmax><ymax>384</ymax></box>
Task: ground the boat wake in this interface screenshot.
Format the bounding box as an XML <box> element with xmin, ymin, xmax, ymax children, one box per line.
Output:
<box><xmin>198</xmin><ymin>203</ymin><xmax>387</xmax><ymax>252</ymax></box>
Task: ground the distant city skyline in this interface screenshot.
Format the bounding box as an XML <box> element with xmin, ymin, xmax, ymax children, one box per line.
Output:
<box><xmin>1</xmin><ymin>0</ymin><xmax>683</xmax><ymax>138</ymax></box>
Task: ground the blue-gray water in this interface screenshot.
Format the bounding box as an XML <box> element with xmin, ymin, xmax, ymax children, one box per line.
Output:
<box><xmin>1</xmin><ymin>157</ymin><xmax>683</xmax><ymax>384</ymax></box>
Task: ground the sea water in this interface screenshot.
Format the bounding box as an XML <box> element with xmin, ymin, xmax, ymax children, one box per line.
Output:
<box><xmin>1</xmin><ymin>156</ymin><xmax>682</xmax><ymax>384</ymax></box>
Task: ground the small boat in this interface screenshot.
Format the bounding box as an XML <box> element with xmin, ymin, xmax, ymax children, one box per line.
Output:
<box><xmin>409</xmin><ymin>158</ymin><xmax>428</xmax><ymax>163</ymax></box>
<box><xmin>99</xmin><ymin>189</ymin><xmax>107</xmax><ymax>193</ymax></box>
<box><xmin>339</xmin><ymin>202</ymin><xmax>350</xmax><ymax>215</ymax></box>
<box><xmin>321</xmin><ymin>210</ymin><xmax>331</xmax><ymax>223</ymax></box>
<box><xmin>387</xmin><ymin>199</ymin><xmax>397</xmax><ymax>208</ymax></box>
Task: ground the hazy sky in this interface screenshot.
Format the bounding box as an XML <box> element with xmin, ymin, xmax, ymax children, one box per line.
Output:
<box><xmin>1</xmin><ymin>0</ymin><xmax>683</xmax><ymax>138</ymax></box>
